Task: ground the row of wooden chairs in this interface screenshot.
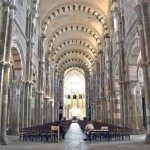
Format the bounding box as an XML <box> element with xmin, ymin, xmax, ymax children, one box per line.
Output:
<box><xmin>19</xmin><ymin>120</ymin><xmax>72</xmax><ymax>142</ymax></box>
<box><xmin>78</xmin><ymin>120</ymin><xmax>131</xmax><ymax>141</ymax></box>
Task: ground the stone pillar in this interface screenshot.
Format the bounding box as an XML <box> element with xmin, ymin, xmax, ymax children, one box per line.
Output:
<box><xmin>49</xmin><ymin>101</ymin><xmax>53</xmax><ymax>122</ymax></box>
<box><xmin>100</xmin><ymin>50</ymin><xmax>107</xmax><ymax>123</ymax></box>
<box><xmin>113</xmin><ymin>6</ymin><xmax>128</xmax><ymax>126</ymax></box>
<box><xmin>0</xmin><ymin>1</ymin><xmax>11</xmax><ymax>138</ymax></box>
<box><xmin>38</xmin><ymin>92</ymin><xmax>44</xmax><ymax>125</ymax></box>
<box><xmin>128</xmin><ymin>80</ymin><xmax>139</xmax><ymax>132</ymax></box>
<box><xmin>13</xmin><ymin>80</ymin><xmax>22</xmax><ymax>134</ymax></box>
<box><xmin>37</xmin><ymin>91</ymin><xmax>42</xmax><ymax>125</ymax></box>
<box><xmin>28</xmin><ymin>82</ymin><xmax>33</xmax><ymax>127</ymax></box>
<box><xmin>132</xmin><ymin>81</ymin><xmax>143</xmax><ymax>133</ymax></box>
<box><xmin>24</xmin><ymin>7</ymin><xmax>37</xmax><ymax>127</ymax></box>
<box><xmin>1</xmin><ymin>0</ymin><xmax>16</xmax><ymax>145</ymax></box>
<box><xmin>105</xmin><ymin>36</ymin><xmax>114</xmax><ymax>124</ymax></box>
<box><xmin>34</xmin><ymin>91</ymin><xmax>38</xmax><ymax>125</ymax></box>
<box><xmin>24</xmin><ymin>81</ymin><xmax>29</xmax><ymax>127</ymax></box>
<box><xmin>141</xmin><ymin>1</ymin><xmax>150</xmax><ymax>143</ymax></box>
<box><xmin>85</xmin><ymin>78</ymin><xmax>90</xmax><ymax>118</ymax></box>
<box><xmin>46</xmin><ymin>53</ymin><xmax>51</xmax><ymax>123</ymax></box>
<box><xmin>45</xmin><ymin>98</ymin><xmax>49</xmax><ymax>123</ymax></box>
<box><xmin>135</xmin><ymin>2</ymin><xmax>150</xmax><ymax>143</ymax></box>
<box><xmin>20</xmin><ymin>81</ymin><xmax>25</xmax><ymax>128</ymax></box>
<box><xmin>113</xmin><ymin>94</ymin><xmax>121</xmax><ymax>126</ymax></box>
<box><xmin>95</xmin><ymin>61</ymin><xmax>100</xmax><ymax>120</ymax></box>
<box><xmin>42</xmin><ymin>98</ymin><xmax>45</xmax><ymax>124</ymax></box>
<box><xmin>1</xmin><ymin>64</ymin><xmax>11</xmax><ymax>144</ymax></box>
<box><xmin>46</xmin><ymin>99</ymin><xmax>49</xmax><ymax>123</ymax></box>
<box><xmin>38</xmin><ymin>36</ymin><xmax>46</xmax><ymax>124</ymax></box>
<box><xmin>51</xmin><ymin>102</ymin><xmax>55</xmax><ymax>122</ymax></box>
<box><xmin>24</xmin><ymin>43</ymin><xmax>33</xmax><ymax>127</ymax></box>
<box><xmin>59</xmin><ymin>78</ymin><xmax>64</xmax><ymax>120</ymax></box>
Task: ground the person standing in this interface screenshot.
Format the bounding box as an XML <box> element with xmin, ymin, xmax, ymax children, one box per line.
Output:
<box><xmin>56</xmin><ymin>121</ymin><xmax>66</xmax><ymax>139</ymax></box>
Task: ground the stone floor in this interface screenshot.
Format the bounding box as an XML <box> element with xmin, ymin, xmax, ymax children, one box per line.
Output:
<box><xmin>0</xmin><ymin>123</ymin><xmax>149</xmax><ymax>150</ymax></box>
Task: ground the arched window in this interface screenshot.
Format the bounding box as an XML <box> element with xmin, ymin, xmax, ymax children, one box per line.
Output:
<box><xmin>67</xmin><ymin>94</ymin><xmax>70</xmax><ymax>99</ymax></box>
<box><xmin>79</xmin><ymin>94</ymin><xmax>82</xmax><ymax>99</ymax></box>
<box><xmin>73</xmin><ymin>94</ymin><xmax>76</xmax><ymax>99</ymax></box>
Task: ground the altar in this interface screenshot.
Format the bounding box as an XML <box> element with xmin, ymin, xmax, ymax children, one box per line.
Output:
<box><xmin>64</xmin><ymin>98</ymin><xmax>85</xmax><ymax>120</ymax></box>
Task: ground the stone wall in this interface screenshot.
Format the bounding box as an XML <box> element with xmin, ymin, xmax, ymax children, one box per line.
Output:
<box><xmin>15</xmin><ymin>0</ymin><xmax>27</xmax><ymax>35</ymax></box>
<box><xmin>0</xmin><ymin>1</ymin><xmax>2</xmax><ymax>41</ymax></box>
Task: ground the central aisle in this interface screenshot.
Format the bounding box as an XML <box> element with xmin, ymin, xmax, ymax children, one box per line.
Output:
<box><xmin>64</xmin><ymin>122</ymin><xmax>86</xmax><ymax>148</ymax></box>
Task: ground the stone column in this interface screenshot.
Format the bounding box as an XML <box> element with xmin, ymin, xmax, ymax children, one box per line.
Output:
<box><xmin>128</xmin><ymin>80</ymin><xmax>139</xmax><ymax>132</ymax></box>
<box><xmin>45</xmin><ymin>98</ymin><xmax>49</xmax><ymax>123</ymax></box>
<box><xmin>1</xmin><ymin>0</ymin><xmax>16</xmax><ymax>145</ymax></box>
<box><xmin>46</xmin><ymin>99</ymin><xmax>49</xmax><ymax>123</ymax></box>
<box><xmin>34</xmin><ymin>91</ymin><xmax>38</xmax><ymax>125</ymax></box>
<box><xmin>20</xmin><ymin>81</ymin><xmax>25</xmax><ymax>128</ymax></box>
<box><xmin>51</xmin><ymin>101</ymin><xmax>55</xmax><ymax>122</ymax></box>
<box><xmin>13</xmin><ymin>80</ymin><xmax>22</xmax><ymax>134</ymax></box>
<box><xmin>24</xmin><ymin>43</ymin><xmax>33</xmax><ymax>127</ymax></box>
<box><xmin>46</xmin><ymin>53</ymin><xmax>51</xmax><ymax>123</ymax></box>
<box><xmin>42</xmin><ymin>98</ymin><xmax>45</xmax><ymax>124</ymax></box>
<box><xmin>24</xmin><ymin>7</ymin><xmax>36</xmax><ymax>127</ymax></box>
<box><xmin>37</xmin><ymin>91</ymin><xmax>42</xmax><ymax>125</ymax></box>
<box><xmin>38</xmin><ymin>92</ymin><xmax>44</xmax><ymax>125</ymax></box>
<box><xmin>38</xmin><ymin>35</ymin><xmax>46</xmax><ymax>124</ymax></box>
<box><xmin>135</xmin><ymin>3</ymin><xmax>150</xmax><ymax>143</ymax></box>
<box><xmin>113</xmin><ymin>94</ymin><xmax>121</xmax><ymax>126</ymax></box>
<box><xmin>113</xmin><ymin>6</ymin><xmax>128</xmax><ymax>126</ymax></box>
<box><xmin>105</xmin><ymin>36</ymin><xmax>114</xmax><ymax>124</ymax></box>
<box><xmin>54</xmin><ymin>72</ymin><xmax>58</xmax><ymax>121</ymax></box>
<box><xmin>49</xmin><ymin>101</ymin><xmax>53</xmax><ymax>122</ymax></box>
<box><xmin>0</xmin><ymin>1</ymin><xmax>11</xmax><ymax>137</ymax></box>
<box><xmin>24</xmin><ymin>81</ymin><xmax>29</xmax><ymax>127</ymax></box>
<box><xmin>1</xmin><ymin>64</ymin><xmax>11</xmax><ymax>145</ymax></box>
<box><xmin>85</xmin><ymin>78</ymin><xmax>90</xmax><ymax>118</ymax></box>
<box><xmin>28</xmin><ymin>82</ymin><xmax>33</xmax><ymax>127</ymax></box>
<box><xmin>141</xmin><ymin>1</ymin><xmax>150</xmax><ymax>142</ymax></box>
<box><xmin>100</xmin><ymin>50</ymin><xmax>107</xmax><ymax>123</ymax></box>
<box><xmin>95</xmin><ymin>61</ymin><xmax>100</xmax><ymax>120</ymax></box>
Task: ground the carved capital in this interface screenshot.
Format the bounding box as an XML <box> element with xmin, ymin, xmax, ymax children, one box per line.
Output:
<box><xmin>128</xmin><ymin>80</ymin><xmax>138</xmax><ymax>88</ymax></box>
<box><xmin>10</xmin><ymin>4</ymin><xmax>17</xmax><ymax>11</ymax></box>
<box><xmin>5</xmin><ymin>62</ymin><xmax>12</xmax><ymax>68</ymax></box>
<box><xmin>139</xmin><ymin>62</ymin><xmax>147</xmax><ymax>68</ymax></box>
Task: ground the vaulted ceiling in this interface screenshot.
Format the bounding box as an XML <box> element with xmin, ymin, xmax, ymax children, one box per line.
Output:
<box><xmin>39</xmin><ymin>0</ymin><xmax>111</xmax><ymax>78</ymax></box>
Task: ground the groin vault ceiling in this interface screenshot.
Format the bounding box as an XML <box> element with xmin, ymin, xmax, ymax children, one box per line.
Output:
<box><xmin>39</xmin><ymin>0</ymin><xmax>110</xmax><ymax>77</ymax></box>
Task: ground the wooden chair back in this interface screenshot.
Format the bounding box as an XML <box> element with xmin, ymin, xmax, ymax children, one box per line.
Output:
<box><xmin>101</xmin><ymin>126</ymin><xmax>108</xmax><ymax>130</ymax></box>
<box><xmin>51</xmin><ymin>126</ymin><xmax>60</xmax><ymax>142</ymax></box>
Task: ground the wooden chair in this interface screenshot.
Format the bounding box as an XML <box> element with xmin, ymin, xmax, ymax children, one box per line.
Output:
<box><xmin>100</xmin><ymin>126</ymin><xmax>109</xmax><ymax>141</ymax></box>
<box><xmin>50</xmin><ymin>126</ymin><xmax>60</xmax><ymax>142</ymax></box>
<box><xmin>101</xmin><ymin>126</ymin><xmax>108</xmax><ymax>130</ymax></box>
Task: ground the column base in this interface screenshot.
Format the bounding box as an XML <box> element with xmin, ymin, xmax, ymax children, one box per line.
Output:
<box><xmin>0</xmin><ymin>136</ymin><xmax>8</xmax><ymax>145</ymax></box>
<box><xmin>145</xmin><ymin>134</ymin><xmax>150</xmax><ymax>144</ymax></box>
<box><xmin>131</xmin><ymin>128</ymin><xmax>146</xmax><ymax>134</ymax></box>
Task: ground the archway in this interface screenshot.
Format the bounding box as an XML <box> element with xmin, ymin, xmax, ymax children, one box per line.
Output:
<box><xmin>127</xmin><ymin>41</ymin><xmax>144</xmax><ymax>130</ymax></box>
<box><xmin>63</xmin><ymin>68</ymin><xmax>86</xmax><ymax>120</ymax></box>
<box><xmin>7</xmin><ymin>45</ymin><xmax>23</xmax><ymax>134</ymax></box>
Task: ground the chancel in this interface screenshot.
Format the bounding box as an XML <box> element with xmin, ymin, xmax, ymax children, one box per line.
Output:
<box><xmin>0</xmin><ymin>0</ymin><xmax>150</xmax><ymax>149</ymax></box>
